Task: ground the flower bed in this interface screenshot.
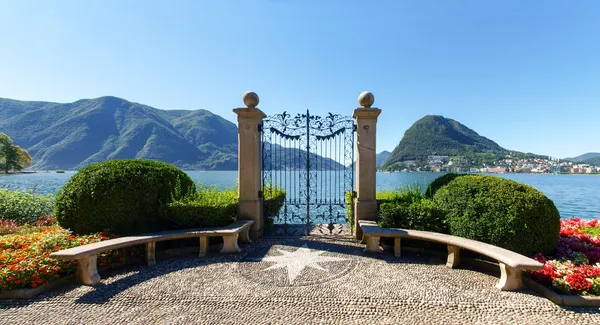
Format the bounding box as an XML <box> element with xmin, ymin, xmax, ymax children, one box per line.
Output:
<box><xmin>0</xmin><ymin>221</ymin><xmax>142</xmax><ymax>291</ymax></box>
<box><xmin>530</xmin><ymin>218</ymin><xmax>600</xmax><ymax>296</ymax></box>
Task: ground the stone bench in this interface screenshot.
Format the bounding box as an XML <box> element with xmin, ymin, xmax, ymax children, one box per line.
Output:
<box><xmin>358</xmin><ymin>220</ymin><xmax>543</xmax><ymax>291</ymax></box>
<box><xmin>50</xmin><ymin>220</ymin><xmax>253</xmax><ymax>285</ymax></box>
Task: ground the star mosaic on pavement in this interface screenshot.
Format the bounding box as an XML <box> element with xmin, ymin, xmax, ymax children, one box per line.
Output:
<box><xmin>260</xmin><ymin>244</ymin><xmax>348</xmax><ymax>284</ymax></box>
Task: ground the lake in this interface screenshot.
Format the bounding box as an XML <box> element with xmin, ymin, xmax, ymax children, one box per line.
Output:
<box><xmin>1</xmin><ymin>171</ymin><xmax>599</xmax><ymax>220</ymax></box>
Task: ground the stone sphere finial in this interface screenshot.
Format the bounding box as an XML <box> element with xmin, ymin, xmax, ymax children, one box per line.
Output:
<box><xmin>358</xmin><ymin>91</ymin><xmax>374</xmax><ymax>108</ymax></box>
<box><xmin>242</xmin><ymin>91</ymin><xmax>259</xmax><ymax>108</ymax></box>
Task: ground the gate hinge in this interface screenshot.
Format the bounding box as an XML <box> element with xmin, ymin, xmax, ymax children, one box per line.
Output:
<box><xmin>258</xmin><ymin>123</ymin><xmax>263</xmax><ymax>132</ymax></box>
<box><xmin>352</xmin><ymin>191</ymin><xmax>357</xmax><ymax>198</ymax></box>
<box><xmin>258</xmin><ymin>190</ymin><xmax>263</xmax><ymax>199</ymax></box>
<box><xmin>353</xmin><ymin>124</ymin><xmax>357</xmax><ymax>132</ymax></box>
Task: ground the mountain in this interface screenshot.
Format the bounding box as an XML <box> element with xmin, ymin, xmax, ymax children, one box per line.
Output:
<box><xmin>0</xmin><ymin>96</ymin><xmax>346</xmax><ymax>171</ymax></box>
<box><xmin>381</xmin><ymin>115</ymin><xmax>510</xmax><ymax>170</ymax></box>
<box><xmin>382</xmin><ymin>115</ymin><xmax>507</xmax><ymax>169</ymax></box>
<box><xmin>565</xmin><ymin>153</ymin><xmax>600</xmax><ymax>164</ymax></box>
<box><xmin>263</xmin><ymin>143</ymin><xmax>345</xmax><ymax>170</ymax></box>
<box><xmin>0</xmin><ymin>96</ymin><xmax>243</xmax><ymax>170</ymax></box>
<box><xmin>0</xmin><ymin>96</ymin><xmax>240</xmax><ymax>170</ymax></box>
<box><xmin>376</xmin><ymin>151</ymin><xmax>391</xmax><ymax>167</ymax></box>
<box><xmin>586</xmin><ymin>157</ymin><xmax>600</xmax><ymax>166</ymax></box>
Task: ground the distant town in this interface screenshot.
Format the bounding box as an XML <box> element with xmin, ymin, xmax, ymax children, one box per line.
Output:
<box><xmin>387</xmin><ymin>155</ymin><xmax>600</xmax><ymax>174</ymax></box>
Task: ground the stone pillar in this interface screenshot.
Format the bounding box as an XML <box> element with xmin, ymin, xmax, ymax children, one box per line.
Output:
<box><xmin>233</xmin><ymin>91</ymin><xmax>266</xmax><ymax>240</ymax></box>
<box><xmin>353</xmin><ymin>91</ymin><xmax>381</xmax><ymax>240</ymax></box>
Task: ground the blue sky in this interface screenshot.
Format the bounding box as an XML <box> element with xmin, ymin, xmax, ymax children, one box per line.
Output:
<box><xmin>1</xmin><ymin>1</ymin><xmax>598</xmax><ymax>158</ymax></box>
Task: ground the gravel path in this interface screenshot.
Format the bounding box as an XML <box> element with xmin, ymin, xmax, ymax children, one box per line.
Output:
<box><xmin>1</xmin><ymin>237</ymin><xmax>599</xmax><ymax>324</ymax></box>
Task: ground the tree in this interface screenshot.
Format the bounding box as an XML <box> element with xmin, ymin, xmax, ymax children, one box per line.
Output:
<box><xmin>0</xmin><ymin>132</ymin><xmax>32</xmax><ymax>173</ymax></box>
<box><xmin>383</xmin><ymin>161</ymin><xmax>406</xmax><ymax>172</ymax></box>
<box><xmin>17</xmin><ymin>146</ymin><xmax>32</xmax><ymax>169</ymax></box>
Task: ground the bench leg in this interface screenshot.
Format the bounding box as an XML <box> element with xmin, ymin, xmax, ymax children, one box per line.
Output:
<box><xmin>239</xmin><ymin>227</ymin><xmax>252</xmax><ymax>244</ymax></box>
<box><xmin>199</xmin><ymin>237</ymin><xmax>208</xmax><ymax>257</ymax></box>
<box><xmin>364</xmin><ymin>236</ymin><xmax>381</xmax><ymax>253</ymax></box>
<box><xmin>446</xmin><ymin>245</ymin><xmax>461</xmax><ymax>268</ymax></box>
<box><xmin>394</xmin><ymin>237</ymin><xmax>401</xmax><ymax>257</ymax></box>
<box><xmin>77</xmin><ymin>255</ymin><xmax>101</xmax><ymax>285</ymax></box>
<box><xmin>221</xmin><ymin>234</ymin><xmax>241</xmax><ymax>254</ymax></box>
<box><xmin>496</xmin><ymin>262</ymin><xmax>523</xmax><ymax>291</ymax></box>
<box><xmin>146</xmin><ymin>242</ymin><xmax>156</xmax><ymax>266</ymax></box>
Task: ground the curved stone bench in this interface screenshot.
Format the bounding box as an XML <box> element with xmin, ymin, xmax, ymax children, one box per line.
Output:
<box><xmin>50</xmin><ymin>220</ymin><xmax>253</xmax><ymax>286</ymax></box>
<box><xmin>358</xmin><ymin>220</ymin><xmax>543</xmax><ymax>291</ymax></box>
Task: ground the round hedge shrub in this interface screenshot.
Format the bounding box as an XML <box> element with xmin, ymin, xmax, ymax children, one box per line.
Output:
<box><xmin>425</xmin><ymin>173</ymin><xmax>465</xmax><ymax>198</ymax></box>
<box><xmin>433</xmin><ymin>175</ymin><xmax>560</xmax><ymax>256</ymax></box>
<box><xmin>55</xmin><ymin>159</ymin><xmax>196</xmax><ymax>236</ymax></box>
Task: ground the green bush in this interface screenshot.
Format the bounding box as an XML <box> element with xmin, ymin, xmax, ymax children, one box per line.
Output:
<box><xmin>376</xmin><ymin>184</ymin><xmax>447</xmax><ymax>233</ymax></box>
<box><xmin>161</xmin><ymin>185</ymin><xmax>237</xmax><ymax>229</ymax></box>
<box><xmin>264</xmin><ymin>186</ymin><xmax>286</xmax><ymax>219</ymax></box>
<box><xmin>378</xmin><ymin>199</ymin><xmax>448</xmax><ymax>233</ymax></box>
<box><xmin>262</xmin><ymin>185</ymin><xmax>286</xmax><ymax>232</ymax></box>
<box><xmin>0</xmin><ymin>189</ymin><xmax>54</xmax><ymax>224</ymax></box>
<box><xmin>54</xmin><ymin>159</ymin><xmax>195</xmax><ymax>235</ymax></box>
<box><xmin>346</xmin><ymin>184</ymin><xmax>428</xmax><ymax>232</ymax></box>
<box><xmin>433</xmin><ymin>175</ymin><xmax>560</xmax><ymax>256</ymax></box>
<box><xmin>377</xmin><ymin>183</ymin><xmax>424</xmax><ymax>206</ymax></box>
<box><xmin>425</xmin><ymin>173</ymin><xmax>464</xmax><ymax>198</ymax></box>
<box><xmin>345</xmin><ymin>191</ymin><xmax>354</xmax><ymax>228</ymax></box>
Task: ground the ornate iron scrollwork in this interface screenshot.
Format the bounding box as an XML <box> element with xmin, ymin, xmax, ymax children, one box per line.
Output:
<box><xmin>262</xmin><ymin>110</ymin><xmax>355</xmax><ymax>236</ymax></box>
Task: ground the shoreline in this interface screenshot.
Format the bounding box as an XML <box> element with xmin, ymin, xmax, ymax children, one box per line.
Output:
<box><xmin>0</xmin><ymin>171</ymin><xmax>54</xmax><ymax>175</ymax></box>
<box><xmin>1</xmin><ymin>170</ymin><xmax>598</xmax><ymax>175</ymax></box>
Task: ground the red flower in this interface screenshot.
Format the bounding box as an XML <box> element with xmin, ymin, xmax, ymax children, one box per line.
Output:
<box><xmin>566</xmin><ymin>273</ymin><xmax>592</xmax><ymax>292</ymax></box>
<box><xmin>530</xmin><ymin>262</ymin><xmax>559</xmax><ymax>286</ymax></box>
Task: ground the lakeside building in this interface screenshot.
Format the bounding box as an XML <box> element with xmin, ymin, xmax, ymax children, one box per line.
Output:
<box><xmin>395</xmin><ymin>154</ymin><xmax>598</xmax><ymax>174</ymax></box>
<box><xmin>487</xmin><ymin>167</ymin><xmax>509</xmax><ymax>173</ymax></box>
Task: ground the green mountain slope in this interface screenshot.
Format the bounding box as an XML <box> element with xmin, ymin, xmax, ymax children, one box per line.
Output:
<box><xmin>565</xmin><ymin>152</ymin><xmax>600</xmax><ymax>163</ymax></box>
<box><xmin>381</xmin><ymin>115</ymin><xmax>507</xmax><ymax>169</ymax></box>
<box><xmin>0</xmin><ymin>96</ymin><xmax>237</xmax><ymax>170</ymax></box>
<box><xmin>586</xmin><ymin>157</ymin><xmax>600</xmax><ymax>166</ymax></box>
<box><xmin>263</xmin><ymin>143</ymin><xmax>345</xmax><ymax>170</ymax></box>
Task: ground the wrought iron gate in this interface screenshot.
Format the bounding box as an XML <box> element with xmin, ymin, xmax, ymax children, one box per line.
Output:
<box><xmin>261</xmin><ymin>110</ymin><xmax>355</xmax><ymax>236</ymax></box>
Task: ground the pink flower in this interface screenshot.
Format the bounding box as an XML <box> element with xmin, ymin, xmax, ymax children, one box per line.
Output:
<box><xmin>577</xmin><ymin>265</ymin><xmax>600</xmax><ymax>278</ymax></box>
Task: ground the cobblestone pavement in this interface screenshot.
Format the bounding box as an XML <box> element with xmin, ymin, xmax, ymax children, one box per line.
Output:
<box><xmin>1</xmin><ymin>237</ymin><xmax>600</xmax><ymax>324</ymax></box>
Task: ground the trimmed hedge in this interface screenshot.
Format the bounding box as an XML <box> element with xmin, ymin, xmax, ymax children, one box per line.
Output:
<box><xmin>346</xmin><ymin>184</ymin><xmax>444</xmax><ymax>232</ymax></box>
<box><xmin>0</xmin><ymin>189</ymin><xmax>54</xmax><ymax>224</ymax></box>
<box><xmin>345</xmin><ymin>191</ymin><xmax>354</xmax><ymax>228</ymax></box>
<box><xmin>376</xmin><ymin>184</ymin><xmax>448</xmax><ymax>233</ymax></box>
<box><xmin>162</xmin><ymin>184</ymin><xmax>286</xmax><ymax>231</ymax></box>
<box><xmin>379</xmin><ymin>199</ymin><xmax>448</xmax><ymax>233</ymax></box>
<box><xmin>264</xmin><ymin>186</ymin><xmax>286</xmax><ymax>219</ymax></box>
<box><xmin>54</xmin><ymin>159</ymin><xmax>195</xmax><ymax>235</ymax></box>
<box><xmin>161</xmin><ymin>185</ymin><xmax>237</xmax><ymax>229</ymax></box>
<box><xmin>262</xmin><ymin>186</ymin><xmax>286</xmax><ymax>233</ymax></box>
<box><xmin>433</xmin><ymin>175</ymin><xmax>560</xmax><ymax>256</ymax></box>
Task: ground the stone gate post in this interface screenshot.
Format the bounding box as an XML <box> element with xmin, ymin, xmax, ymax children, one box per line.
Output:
<box><xmin>233</xmin><ymin>91</ymin><xmax>266</xmax><ymax>240</ymax></box>
<box><xmin>353</xmin><ymin>91</ymin><xmax>381</xmax><ymax>240</ymax></box>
